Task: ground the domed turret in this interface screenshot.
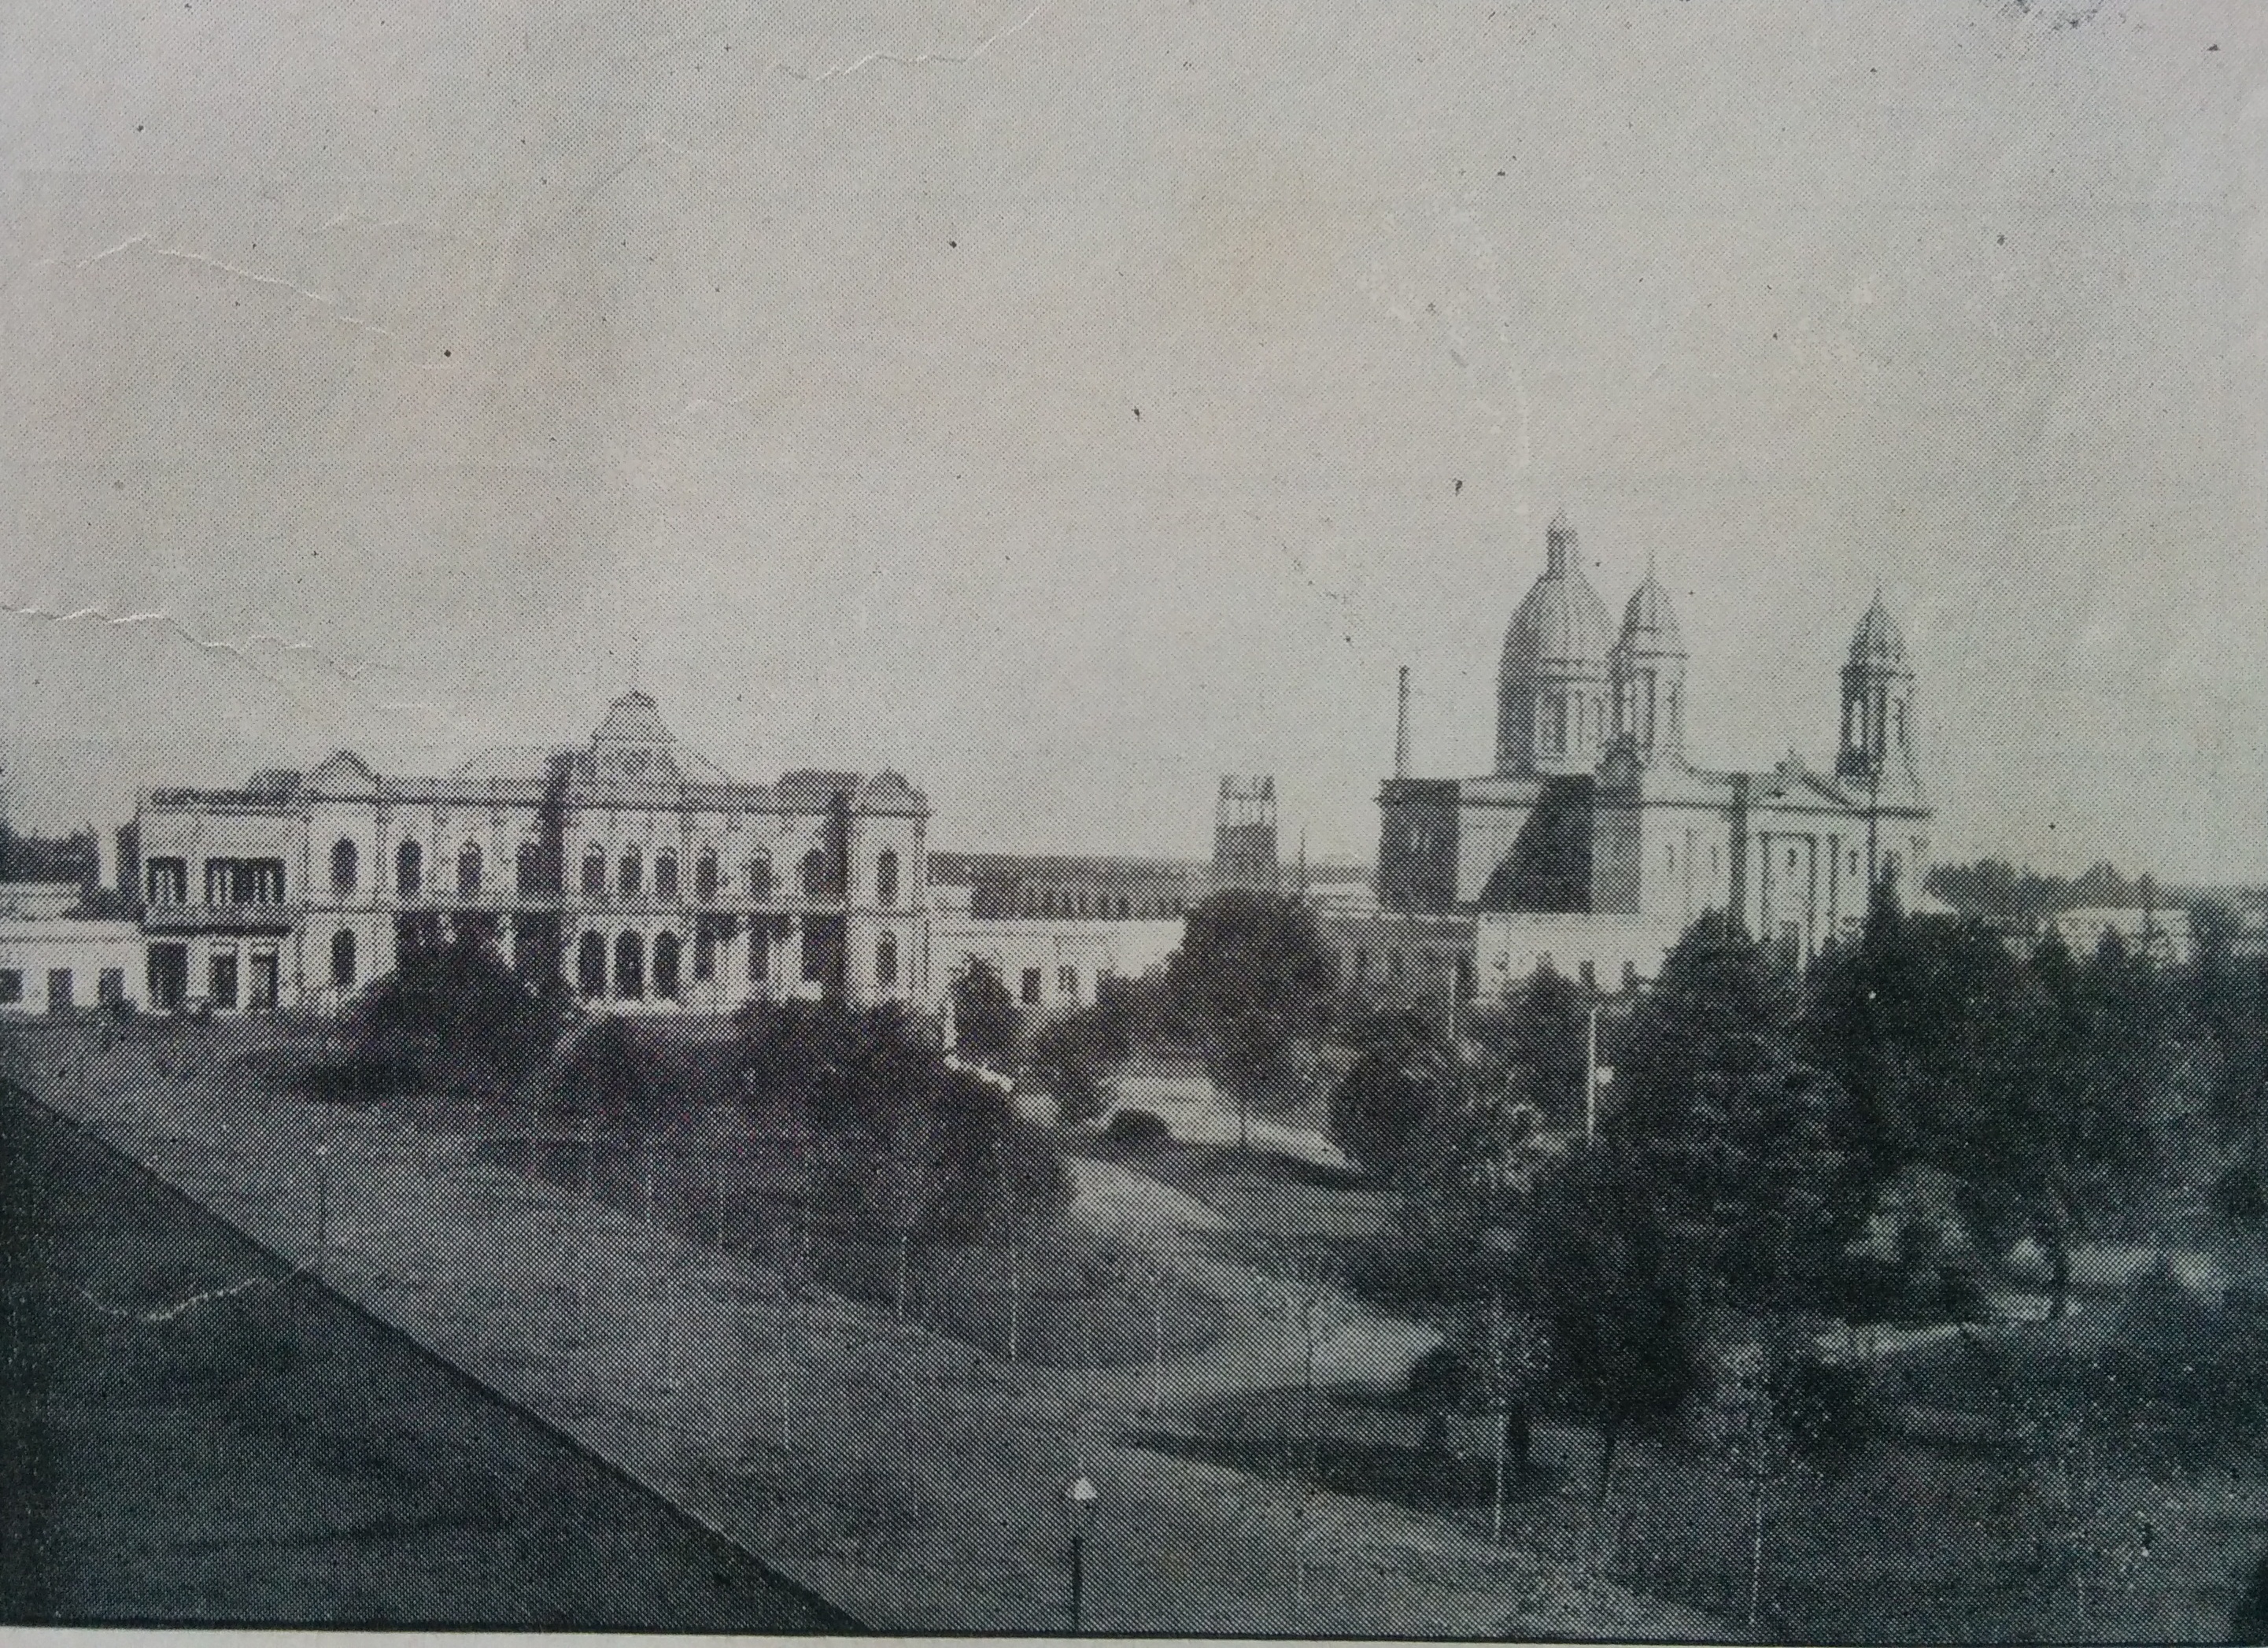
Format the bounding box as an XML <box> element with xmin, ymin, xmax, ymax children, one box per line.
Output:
<box><xmin>1619</xmin><ymin>567</ymin><xmax>1685</xmax><ymax>658</ymax></box>
<box><xmin>1836</xmin><ymin>590</ymin><xmax>1919</xmax><ymax>789</ymax></box>
<box><xmin>1610</xmin><ymin>561</ymin><xmax>1687</xmax><ymax>765</ymax></box>
<box><xmin>1497</xmin><ymin>512</ymin><xmax>1613</xmax><ymax>776</ymax></box>
<box><xmin>594</xmin><ymin>689</ymin><xmax>674</xmax><ymax>748</ymax></box>
<box><xmin>1848</xmin><ymin>593</ymin><xmax>1908</xmax><ymax>671</ymax></box>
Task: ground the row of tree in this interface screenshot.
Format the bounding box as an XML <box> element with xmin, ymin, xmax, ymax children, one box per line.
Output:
<box><xmin>1332</xmin><ymin>881</ymin><xmax>2268</xmax><ymax>1503</ymax></box>
<box><xmin>323</xmin><ymin>937</ymin><xmax>1069</xmax><ymax>1258</ymax></box>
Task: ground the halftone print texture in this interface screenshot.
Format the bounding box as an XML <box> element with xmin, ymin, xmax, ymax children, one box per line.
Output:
<box><xmin>5</xmin><ymin>1</ymin><xmax>2268</xmax><ymax>1641</ymax></box>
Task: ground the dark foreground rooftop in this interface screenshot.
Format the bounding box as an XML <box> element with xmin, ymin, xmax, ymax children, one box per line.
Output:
<box><xmin>0</xmin><ymin>1081</ymin><xmax>855</xmax><ymax>1631</ymax></box>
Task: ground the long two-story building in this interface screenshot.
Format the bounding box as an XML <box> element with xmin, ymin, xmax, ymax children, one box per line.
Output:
<box><xmin>123</xmin><ymin>692</ymin><xmax>931</xmax><ymax>1013</ymax></box>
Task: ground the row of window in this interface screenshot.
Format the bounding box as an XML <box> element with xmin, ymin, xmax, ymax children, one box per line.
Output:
<box><xmin>1340</xmin><ymin>945</ymin><xmax>1645</xmax><ymax>996</ymax></box>
<box><xmin>0</xmin><ymin>966</ymin><xmax>127</xmax><ymax>1009</ymax></box>
<box><xmin>324</xmin><ymin>841</ymin><xmax>902</xmax><ymax>907</ymax></box>
<box><xmin>978</xmin><ymin>888</ymin><xmax>1187</xmax><ymax>921</ymax></box>
<box><xmin>333</xmin><ymin>920</ymin><xmax>905</xmax><ymax>1000</ymax></box>
<box><xmin>142</xmin><ymin>943</ymin><xmax>279</xmax><ymax>1011</ymax></box>
<box><xmin>1012</xmin><ymin>963</ymin><xmax>1093</xmax><ymax>1007</ymax></box>
<box><xmin>148</xmin><ymin>844</ymin><xmax>908</xmax><ymax>908</ymax></box>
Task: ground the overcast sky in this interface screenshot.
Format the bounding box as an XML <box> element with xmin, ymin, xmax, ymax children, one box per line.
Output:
<box><xmin>2</xmin><ymin>1</ymin><xmax>2262</xmax><ymax>879</ymax></box>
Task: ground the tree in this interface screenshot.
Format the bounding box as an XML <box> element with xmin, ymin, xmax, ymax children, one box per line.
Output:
<box><xmin>1469</xmin><ymin>960</ymin><xmax>1590</xmax><ymax>1127</ymax></box>
<box><xmin>1030</xmin><ymin>981</ymin><xmax>1136</xmax><ymax>1125</ymax></box>
<box><xmin>737</xmin><ymin>999</ymin><xmax>1070</xmax><ymax>1256</ymax></box>
<box><xmin>951</xmin><ymin>958</ymin><xmax>1024</xmax><ymax>1066</ymax></box>
<box><xmin>1410</xmin><ymin>1281</ymin><xmax>1552</xmax><ymax>1535</ymax></box>
<box><xmin>334</xmin><ymin>934</ymin><xmax>574</xmax><ymax>1101</ymax></box>
<box><xmin>1328</xmin><ymin>1011</ymin><xmax>1454</xmax><ymax>1180</ymax></box>
<box><xmin>1525</xmin><ymin>1144</ymin><xmax>1708</xmax><ymax>1504</ymax></box>
<box><xmin>1163</xmin><ymin>890</ymin><xmax>1337</xmax><ymax>1150</ymax></box>
<box><xmin>1804</xmin><ymin>898</ymin><xmax>2159</xmax><ymax>1321</ymax></box>
<box><xmin>1613</xmin><ymin>912</ymin><xmax>1856</xmax><ymax>1304</ymax></box>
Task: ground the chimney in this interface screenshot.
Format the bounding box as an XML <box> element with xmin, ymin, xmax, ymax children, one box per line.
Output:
<box><xmin>1394</xmin><ymin>666</ymin><xmax>1412</xmax><ymax>779</ymax></box>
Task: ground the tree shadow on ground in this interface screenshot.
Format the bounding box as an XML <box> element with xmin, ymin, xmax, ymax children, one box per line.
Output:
<box><xmin>1123</xmin><ymin>1419</ymin><xmax>1567</xmax><ymax>1519</ymax></box>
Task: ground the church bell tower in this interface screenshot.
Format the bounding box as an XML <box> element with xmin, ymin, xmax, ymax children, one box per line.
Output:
<box><xmin>1836</xmin><ymin>592</ymin><xmax>1919</xmax><ymax>796</ymax></box>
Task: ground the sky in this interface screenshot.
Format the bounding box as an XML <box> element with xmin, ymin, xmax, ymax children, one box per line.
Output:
<box><xmin>1</xmin><ymin>1</ymin><xmax>2263</xmax><ymax>879</ymax></box>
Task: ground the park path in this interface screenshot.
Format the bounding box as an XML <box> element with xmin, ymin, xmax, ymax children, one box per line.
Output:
<box><xmin>1060</xmin><ymin>1154</ymin><xmax>1441</xmax><ymax>1413</ymax></box>
<box><xmin>2</xmin><ymin>1018</ymin><xmax>1723</xmax><ymax>1639</ymax></box>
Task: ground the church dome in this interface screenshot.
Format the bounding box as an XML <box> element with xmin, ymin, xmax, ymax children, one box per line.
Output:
<box><xmin>1849</xmin><ymin>593</ymin><xmax>1908</xmax><ymax>670</ymax></box>
<box><xmin>1618</xmin><ymin>567</ymin><xmax>1685</xmax><ymax>657</ymax></box>
<box><xmin>1500</xmin><ymin>514</ymin><xmax>1612</xmax><ymax>680</ymax></box>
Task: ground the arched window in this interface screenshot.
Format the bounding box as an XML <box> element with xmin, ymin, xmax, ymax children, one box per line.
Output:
<box><xmin>330</xmin><ymin>839</ymin><xmax>358</xmax><ymax>896</ymax></box>
<box><xmin>331</xmin><ymin>928</ymin><xmax>356</xmax><ymax>989</ymax></box>
<box><xmin>458</xmin><ymin>843</ymin><xmax>482</xmax><ymax>897</ymax></box>
<box><xmin>619</xmin><ymin>848</ymin><xmax>642</xmax><ymax>900</ymax></box>
<box><xmin>876</xmin><ymin>849</ymin><xmax>900</xmax><ymax>910</ymax></box>
<box><xmin>748</xmin><ymin>852</ymin><xmax>776</xmax><ymax>901</ymax></box>
<box><xmin>614</xmin><ymin>931</ymin><xmax>645</xmax><ymax>1000</ymax></box>
<box><xmin>801</xmin><ymin>848</ymin><xmax>829</xmax><ymax>901</ymax></box>
<box><xmin>696</xmin><ymin>850</ymin><xmax>719</xmax><ymax>903</ymax></box>
<box><xmin>656</xmin><ymin>850</ymin><xmax>679</xmax><ymax>903</ymax></box>
<box><xmin>577</xmin><ymin>931</ymin><xmax>607</xmax><ymax>997</ymax></box>
<box><xmin>652</xmin><ymin>932</ymin><xmax>682</xmax><ymax>1000</ymax></box>
<box><xmin>876</xmin><ymin>933</ymin><xmax>899</xmax><ymax>988</ymax></box>
<box><xmin>582</xmin><ymin>848</ymin><xmax>606</xmax><ymax>899</ymax></box>
<box><xmin>395</xmin><ymin>840</ymin><xmax>423</xmax><ymax>899</ymax></box>
<box><xmin>517</xmin><ymin>842</ymin><xmax>543</xmax><ymax>896</ymax></box>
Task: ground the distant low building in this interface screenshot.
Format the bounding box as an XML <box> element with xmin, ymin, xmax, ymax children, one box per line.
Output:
<box><xmin>925</xmin><ymin>782</ymin><xmax>1372</xmax><ymax>1020</ymax></box>
<box><xmin>0</xmin><ymin>880</ymin><xmax>143</xmax><ymax>1013</ymax></box>
<box><xmin>2048</xmin><ymin>904</ymin><xmax>2192</xmax><ymax>965</ymax></box>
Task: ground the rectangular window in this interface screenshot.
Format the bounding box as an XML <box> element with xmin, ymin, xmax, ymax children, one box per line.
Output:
<box><xmin>209</xmin><ymin>949</ymin><xmax>240</xmax><ymax>1010</ymax></box>
<box><xmin>146</xmin><ymin>858</ymin><xmax>187</xmax><ymax>905</ymax></box>
<box><xmin>98</xmin><ymin>968</ymin><xmax>125</xmax><ymax>1006</ymax></box>
<box><xmin>46</xmin><ymin>970</ymin><xmax>72</xmax><ymax>1011</ymax></box>
<box><xmin>148</xmin><ymin>944</ymin><xmax>188</xmax><ymax>1009</ymax></box>
<box><xmin>801</xmin><ymin>925</ymin><xmax>826</xmax><ymax>985</ymax></box>
<box><xmin>0</xmin><ymin>970</ymin><xmax>21</xmax><ymax>1004</ymax></box>
<box><xmin>203</xmin><ymin>858</ymin><xmax>286</xmax><ymax>905</ymax></box>
<box><xmin>750</xmin><ymin>921</ymin><xmax>770</xmax><ymax>983</ymax></box>
<box><xmin>249</xmin><ymin>949</ymin><xmax>280</xmax><ymax>1010</ymax></box>
<box><xmin>1058</xmin><ymin>966</ymin><xmax>1079</xmax><ymax>1002</ymax></box>
<box><xmin>1021</xmin><ymin>967</ymin><xmax>1043</xmax><ymax>1006</ymax></box>
<box><xmin>1579</xmin><ymin>960</ymin><xmax>1598</xmax><ymax>992</ymax></box>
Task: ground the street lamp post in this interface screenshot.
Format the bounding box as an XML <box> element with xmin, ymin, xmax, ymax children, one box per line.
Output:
<box><xmin>1064</xmin><ymin>1473</ymin><xmax>1099</xmax><ymax>1632</ymax></box>
<box><xmin>312</xmin><ymin>1138</ymin><xmax>332</xmax><ymax>1286</ymax></box>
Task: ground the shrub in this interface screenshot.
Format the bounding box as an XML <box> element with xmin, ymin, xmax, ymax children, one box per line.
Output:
<box><xmin>1764</xmin><ymin>1349</ymin><xmax>1875</xmax><ymax>1474</ymax></box>
<box><xmin>1099</xmin><ymin>1108</ymin><xmax>1172</xmax><ymax>1149</ymax></box>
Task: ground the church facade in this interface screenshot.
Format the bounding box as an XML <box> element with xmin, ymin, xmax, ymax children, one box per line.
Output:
<box><xmin>1339</xmin><ymin>514</ymin><xmax>1931</xmax><ymax>993</ymax></box>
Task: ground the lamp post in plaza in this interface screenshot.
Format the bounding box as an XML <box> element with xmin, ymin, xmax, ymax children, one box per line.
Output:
<box><xmin>1063</xmin><ymin>1472</ymin><xmax>1099</xmax><ymax>1632</ymax></box>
